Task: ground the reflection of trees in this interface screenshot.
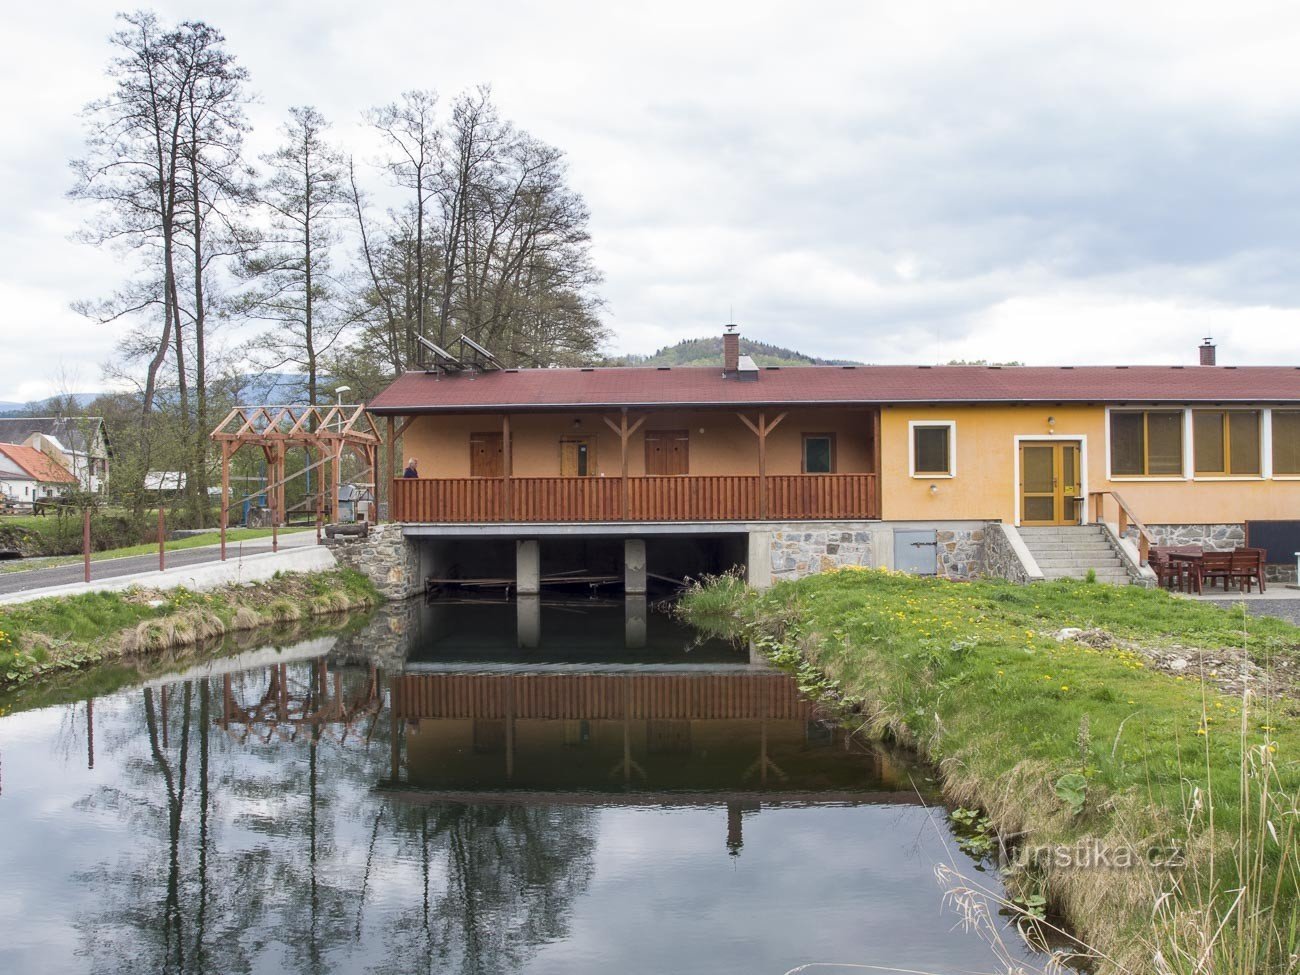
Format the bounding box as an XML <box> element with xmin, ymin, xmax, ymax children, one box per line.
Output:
<box><xmin>373</xmin><ymin>804</ymin><xmax>596</xmax><ymax>975</ymax></box>
<box><xmin>69</xmin><ymin>658</ymin><xmax>596</xmax><ymax>975</ymax></box>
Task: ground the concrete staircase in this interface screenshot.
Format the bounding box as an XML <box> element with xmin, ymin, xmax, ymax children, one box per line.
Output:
<box><xmin>1018</xmin><ymin>525</ymin><xmax>1133</xmax><ymax>585</ymax></box>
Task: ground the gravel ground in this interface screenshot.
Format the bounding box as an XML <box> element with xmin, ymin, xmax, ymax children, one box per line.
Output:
<box><xmin>1202</xmin><ymin>595</ymin><xmax>1300</xmax><ymax>627</ymax></box>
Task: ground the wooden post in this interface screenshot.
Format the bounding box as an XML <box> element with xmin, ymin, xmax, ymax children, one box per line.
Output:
<box><xmin>82</xmin><ymin>507</ymin><xmax>91</xmax><ymax>583</ymax></box>
<box><xmin>502</xmin><ymin>414</ymin><xmax>512</xmax><ymax>521</ymax></box>
<box><xmin>157</xmin><ymin>506</ymin><xmax>165</xmax><ymax>572</ymax></box>
<box><xmin>737</xmin><ymin>412</ymin><xmax>787</xmax><ymax>521</ymax></box>
<box><xmin>219</xmin><ymin>442</ymin><xmax>229</xmax><ymax>561</ymax></box>
<box><xmin>331</xmin><ymin>443</ymin><xmax>342</xmax><ymax>524</ymax></box>
<box><xmin>604</xmin><ymin>409</ymin><xmax>645</xmax><ymax>521</ymax></box>
<box><xmin>273</xmin><ymin>518</ymin><xmax>279</xmax><ymax>553</ymax></box>
<box><xmin>871</xmin><ymin>407</ymin><xmax>882</xmax><ymax>519</ymax></box>
<box><xmin>385</xmin><ymin>415</ymin><xmax>396</xmax><ymax>522</ymax></box>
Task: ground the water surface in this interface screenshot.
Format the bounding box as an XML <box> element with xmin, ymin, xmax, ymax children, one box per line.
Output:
<box><xmin>0</xmin><ymin>599</ymin><xmax>1064</xmax><ymax>974</ymax></box>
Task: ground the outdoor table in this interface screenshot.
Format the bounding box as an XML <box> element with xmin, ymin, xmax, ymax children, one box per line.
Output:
<box><xmin>1168</xmin><ymin>551</ymin><xmax>1204</xmax><ymax>594</ymax></box>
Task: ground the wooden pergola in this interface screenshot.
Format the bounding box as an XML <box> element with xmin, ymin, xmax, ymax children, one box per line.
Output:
<box><xmin>210</xmin><ymin>405</ymin><xmax>382</xmax><ymax>552</ymax></box>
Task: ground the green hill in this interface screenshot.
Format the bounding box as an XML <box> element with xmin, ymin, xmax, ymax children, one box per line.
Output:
<box><xmin>608</xmin><ymin>337</ymin><xmax>860</xmax><ymax>368</ymax></box>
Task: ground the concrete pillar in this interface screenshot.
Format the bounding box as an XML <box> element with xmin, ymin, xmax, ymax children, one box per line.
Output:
<box><xmin>746</xmin><ymin>530</ymin><xmax>773</xmax><ymax>590</ymax></box>
<box><xmin>516</xmin><ymin>595</ymin><xmax>540</xmax><ymax>649</ymax></box>
<box><xmin>624</xmin><ymin>593</ymin><xmax>647</xmax><ymax>649</ymax></box>
<box><xmin>516</xmin><ymin>539</ymin><xmax>540</xmax><ymax>595</ymax></box>
<box><xmin>624</xmin><ymin>538</ymin><xmax>647</xmax><ymax>595</ymax></box>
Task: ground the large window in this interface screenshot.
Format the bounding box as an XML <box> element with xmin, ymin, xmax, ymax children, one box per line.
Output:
<box><xmin>911</xmin><ymin>422</ymin><xmax>954</xmax><ymax>476</ymax></box>
<box><xmin>1109</xmin><ymin>410</ymin><xmax>1183</xmax><ymax>476</ymax></box>
<box><xmin>802</xmin><ymin>434</ymin><xmax>836</xmax><ymax>474</ymax></box>
<box><xmin>1274</xmin><ymin>410</ymin><xmax>1300</xmax><ymax>476</ymax></box>
<box><xmin>1194</xmin><ymin>410</ymin><xmax>1261</xmax><ymax>476</ymax></box>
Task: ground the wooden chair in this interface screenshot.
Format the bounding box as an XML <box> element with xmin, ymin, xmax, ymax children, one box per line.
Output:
<box><xmin>1148</xmin><ymin>549</ymin><xmax>1180</xmax><ymax>590</ymax></box>
<box><xmin>1230</xmin><ymin>548</ymin><xmax>1267</xmax><ymax>593</ymax></box>
<box><xmin>1200</xmin><ymin>551</ymin><xmax>1236</xmax><ymax>592</ymax></box>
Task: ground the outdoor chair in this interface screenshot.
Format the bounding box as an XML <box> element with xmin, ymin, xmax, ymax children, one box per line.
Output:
<box><xmin>1148</xmin><ymin>549</ymin><xmax>1180</xmax><ymax>590</ymax></box>
<box><xmin>1199</xmin><ymin>551</ymin><xmax>1236</xmax><ymax>592</ymax></box>
<box><xmin>1230</xmin><ymin>548</ymin><xmax>1267</xmax><ymax>593</ymax></box>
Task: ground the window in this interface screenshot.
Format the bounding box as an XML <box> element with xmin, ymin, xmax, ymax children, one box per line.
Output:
<box><xmin>1274</xmin><ymin>410</ymin><xmax>1300</xmax><ymax>476</ymax></box>
<box><xmin>802</xmin><ymin>434</ymin><xmax>835</xmax><ymax>474</ymax></box>
<box><xmin>911</xmin><ymin>422</ymin><xmax>954</xmax><ymax>476</ymax></box>
<box><xmin>1194</xmin><ymin>410</ymin><xmax>1260</xmax><ymax>476</ymax></box>
<box><xmin>1109</xmin><ymin>410</ymin><xmax>1183</xmax><ymax>476</ymax></box>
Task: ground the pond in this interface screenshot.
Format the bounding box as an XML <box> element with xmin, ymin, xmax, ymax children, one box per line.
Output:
<box><xmin>0</xmin><ymin>597</ymin><xmax>1071</xmax><ymax>975</ymax></box>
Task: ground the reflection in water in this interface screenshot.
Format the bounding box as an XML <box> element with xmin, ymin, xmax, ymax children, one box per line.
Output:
<box><xmin>0</xmin><ymin>600</ymin><xmax>1064</xmax><ymax>975</ymax></box>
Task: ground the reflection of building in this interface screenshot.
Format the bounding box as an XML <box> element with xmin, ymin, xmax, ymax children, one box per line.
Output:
<box><xmin>217</xmin><ymin>660</ymin><xmax>385</xmax><ymax>745</ymax></box>
<box><xmin>384</xmin><ymin>670</ymin><xmax>916</xmax><ymax>858</ymax></box>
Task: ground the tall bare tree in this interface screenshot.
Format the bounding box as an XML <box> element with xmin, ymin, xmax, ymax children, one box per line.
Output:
<box><xmin>365</xmin><ymin>90</ymin><xmax>441</xmax><ymax>360</ymax></box>
<box><xmin>236</xmin><ymin>107</ymin><xmax>346</xmax><ymax>407</ymax></box>
<box><xmin>71</xmin><ymin>12</ymin><xmax>250</xmax><ymax>521</ymax></box>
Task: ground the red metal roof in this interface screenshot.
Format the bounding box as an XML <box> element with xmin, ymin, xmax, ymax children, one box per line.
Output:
<box><xmin>367</xmin><ymin>364</ymin><xmax>1300</xmax><ymax>413</ymax></box>
<box><xmin>0</xmin><ymin>443</ymin><xmax>78</xmax><ymax>483</ymax></box>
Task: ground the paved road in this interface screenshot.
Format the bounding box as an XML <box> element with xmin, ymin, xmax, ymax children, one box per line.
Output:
<box><xmin>0</xmin><ymin>531</ymin><xmax>320</xmax><ymax>596</ymax></box>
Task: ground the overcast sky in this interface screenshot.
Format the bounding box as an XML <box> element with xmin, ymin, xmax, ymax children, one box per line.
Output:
<box><xmin>5</xmin><ymin>0</ymin><xmax>1300</xmax><ymax>401</ymax></box>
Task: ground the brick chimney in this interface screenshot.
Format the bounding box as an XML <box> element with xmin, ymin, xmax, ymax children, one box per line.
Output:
<box><xmin>1199</xmin><ymin>337</ymin><xmax>1217</xmax><ymax>366</ymax></box>
<box><xmin>723</xmin><ymin>324</ymin><xmax>740</xmax><ymax>375</ymax></box>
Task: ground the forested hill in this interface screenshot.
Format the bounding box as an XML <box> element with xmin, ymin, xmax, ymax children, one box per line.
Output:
<box><xmin>611</xmin><ymin>337</ymin><xmax>861</xmax><ymax>368</ymax></box>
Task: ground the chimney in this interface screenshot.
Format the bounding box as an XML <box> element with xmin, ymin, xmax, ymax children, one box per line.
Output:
<box><xmin>1199</xmin><ymin>337</ymin><xmax>1217</xmax><ymax>366</ymax></box>
<box><xmin>723</xmin><ymin>324</ymin><xmax>740</xmax><ymax>375</ymax></box>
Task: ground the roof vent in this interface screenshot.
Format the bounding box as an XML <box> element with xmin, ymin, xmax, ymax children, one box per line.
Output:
<box><xmin>918</xmin><ymin>365</ymin><xmax>932</xmax><ymax>369</ymax></box>
<box><xmin>737</xmin><ymin>355</ymin><xmax>760</xmax><ymax>382</ymax></box>
<box><xmin>657</xmin><ymin>366</ymin><xmax>671</xmax><ymax>371</ymax></box>
<box><xmin>765</xmin><ymin>366</ymin><xmax>781</xmax><ymax>371</ymax></box>
<box><xmin>841</xmin><ymin>365</ymin><xmax>856</xmax><ymax>370</ymax></box>
<box><xmin>580</xmin><ymin>367</ymin><xmax>595</xmax><ymax>372</ymax></box>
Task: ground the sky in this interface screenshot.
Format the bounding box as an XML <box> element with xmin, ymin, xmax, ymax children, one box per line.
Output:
<box><xmin>5</xmin><ymin>1</ymin><xmax>1300</xmax><ymax>402</ymax></box>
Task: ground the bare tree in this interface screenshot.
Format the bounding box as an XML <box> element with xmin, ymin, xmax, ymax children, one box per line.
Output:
<box><xmin>236</xmin><ymin>107</ymin><xmax>346</xmax><ymax>407</ymax></box>
<box><xmin>70</xmin><ymin>12</ymin><xmax>250</xmax><ymax>521</ymax></box>
<box><xmin>365</xmin><ymin>90</ymin><xmax>441</xmax><ymax>360</ymax></box>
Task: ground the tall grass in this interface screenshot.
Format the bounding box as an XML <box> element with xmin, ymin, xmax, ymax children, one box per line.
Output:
<box><xmin>678</xmin><ymin>569</ymin><xmax>1300</xmax><ymax>974</ymax></box>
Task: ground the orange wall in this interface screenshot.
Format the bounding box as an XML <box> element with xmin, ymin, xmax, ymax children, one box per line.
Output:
<box><xmin>881</xmin><ymin>404</ymin><xmax>1300</xmax><ymax>524</ymax></box>
<box><xmin>401</xmin><ymin>408</ymin><xmax>876</xmax><ymax>478</ymax></box>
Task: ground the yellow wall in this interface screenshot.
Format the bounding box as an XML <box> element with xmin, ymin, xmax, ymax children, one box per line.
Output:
<box><xmin>401</xmin><ymin>408</ymin><xmax>876</xmax><ymax>478</ymax></box>
<box><xmin>881</xmin><ymin>404</ymin><xmax>1300</xmax><ymax>524</ymax></box>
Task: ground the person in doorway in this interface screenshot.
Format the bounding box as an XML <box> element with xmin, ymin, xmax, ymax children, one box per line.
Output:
<box><xmin>403</xmin><ymin>458</ymin><xmax>419</xmax><ymax>478</ymax></box>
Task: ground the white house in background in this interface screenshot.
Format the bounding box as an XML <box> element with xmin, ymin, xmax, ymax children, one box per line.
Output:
<box><xmin>0</xmin><ymin>442</ymin><xmax>79</xmax><ymax>506</ymax></box>
<box><xmin>0</xmin><ymin>417</ymin><xmax>111</xmax><ymax>493</ymax></box>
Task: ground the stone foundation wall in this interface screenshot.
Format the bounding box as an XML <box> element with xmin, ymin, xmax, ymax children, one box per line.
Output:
<box><xmin>324</xmin><ymin>523</ymin><xmax>420</xmax><ymax>600</ymax></box>
<box><xmin>936</xmin><ymin>527</ymin><xmax>985</xmax><ymax>579</ymax></box>
<box><xmin>982</xmin><ymin>522</ymin><xmax>1034</xmax><ymax>583</ymax></box>
<box><xmin>769</xmin><ymin>525</ymin><xmax>873</xmax><ymax>582</ymax></box>
<box><xmin>1145</xmin><ymin>523</ymin><xmax>1246</xmax><ymax>550</ymax></box>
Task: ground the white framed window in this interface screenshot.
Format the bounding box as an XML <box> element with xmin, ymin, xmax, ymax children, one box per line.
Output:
<box><xmin>909</xmin><ymin>420</ymin><xmax>956</xmax><ymax>477</ymax></box>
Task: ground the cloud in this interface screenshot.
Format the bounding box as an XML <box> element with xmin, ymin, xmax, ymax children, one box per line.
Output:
<box><xmin>5</xmin><ymin>0</ymin><xmax>1300</xmax><ymax>399</ymax></box>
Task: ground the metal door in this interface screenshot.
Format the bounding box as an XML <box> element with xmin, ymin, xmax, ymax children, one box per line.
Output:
<box><xmin>894</xmin><ymin>530</ymin><xmax>937</xmax><ymax>576</ymax></box>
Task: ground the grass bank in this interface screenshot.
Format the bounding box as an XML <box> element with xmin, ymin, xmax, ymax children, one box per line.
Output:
<box><xmin>679</xmin><ymin>569</ymin><xmax>1300</xmax><ymax>975</ymax></box>
<box><xmin>0</xmin><ymin>568</ymin><xmax>379</xmax><ymax>691</ymax></box>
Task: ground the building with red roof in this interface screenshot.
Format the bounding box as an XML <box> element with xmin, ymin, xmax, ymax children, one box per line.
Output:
<box><xmin>0</xmin><ymin>442</ymin><xmax>79</xmax><ymax>508</ymax></box>
<box><xmin>346</xmin><ymin>330</ymin><xmax>1300</xmax><ymax>592</ymax></box>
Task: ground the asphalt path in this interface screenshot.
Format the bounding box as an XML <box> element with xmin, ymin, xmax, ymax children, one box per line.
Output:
<box><xmin>0</xmin><ymin>531</ymin><xmax>320</xmax><ymax>595</ymax></box>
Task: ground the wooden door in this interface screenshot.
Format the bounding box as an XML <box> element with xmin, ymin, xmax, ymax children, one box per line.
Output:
<box><xmin>470</xmin><ymin>432</ymin><xmax>504</xmax><ymax>477</ymax></box>
<box><xmin>1020</xmin><ymin>442</ymin><xmax>1081</xmax><ymax>525</ymax></box>
<box><xmin>644</xmin><ymin>430</ymin><xmax>689</xmax><ymax>475</ymax></box>
<box><xmin>560</xmin><ymin>437</ymin><xmax>595</xmax><ymax>477</ymax></box>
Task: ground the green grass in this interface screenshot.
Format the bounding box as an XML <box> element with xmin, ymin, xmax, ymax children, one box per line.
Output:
<box><xmin>0</xmin><ymin>568</ymin><xmax>379</xmax><ymax>688</ymax></box>
<box><xmin>0</xmin><ymin>525</ymin><xmax>312</xmax><ymax>574</ymax></box>
<box><xmin>679</xmin><ymin>569</ymin><xmax>1300</xmax><ymax>974</ymax></box>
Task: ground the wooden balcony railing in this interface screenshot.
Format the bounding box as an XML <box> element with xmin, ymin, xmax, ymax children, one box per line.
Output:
<box><xmin>390</xmin><ymin>473</ymin><xmax>878</xmax><ymax>523</ymax></box>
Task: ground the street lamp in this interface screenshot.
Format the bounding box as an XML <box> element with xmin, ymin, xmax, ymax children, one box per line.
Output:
<box><xmin>334</xmin><ymin>385</ymin><xmax>352</xmax><ymax>406</ymax></box>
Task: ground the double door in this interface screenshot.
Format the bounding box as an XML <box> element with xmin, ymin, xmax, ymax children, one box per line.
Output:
<box><xmin>1020</xmin><ymin>441</ymin><xmax>1081</xmax><ymax>526</ymax></box>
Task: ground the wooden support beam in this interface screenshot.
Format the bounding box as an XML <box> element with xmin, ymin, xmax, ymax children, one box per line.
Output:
<box><xmin>502</xmin><ymin>414</ymin><xmax>513</xmax><ymax>521</ymax></box>
<box><xmin>385</xmin><ymin>416</ymin><xmax>396</xmax><ymax>522</ymax></box>
<box><xmin>737</xmin><ymin>411</ymin><xmax>786</xmax><ymax>519</ymax></box>
<box><xmin>220</xmin><ymin>442</ymin><xmax>230</xmax><ymax>560</ymax></box>
<box><xmin>604</xmin><ymin>409</ymin><xmax>643</xmax><ymax>520</ymax></box>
